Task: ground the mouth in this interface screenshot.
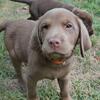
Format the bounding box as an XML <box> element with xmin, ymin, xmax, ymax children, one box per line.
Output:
<box><xmin>46</xmin><ymin>52</ymin><xmax>71</xmax><ymax>65</ymax></box>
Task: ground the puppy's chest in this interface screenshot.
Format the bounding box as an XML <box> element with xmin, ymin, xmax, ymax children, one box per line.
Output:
<box><xmin>40</xmin><ymin>64</ymin><xmax>70</xmax><ymax>80</ymax></box>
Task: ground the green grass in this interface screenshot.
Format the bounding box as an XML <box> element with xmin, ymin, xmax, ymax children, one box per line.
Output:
<box><xmin>0</xmin><ymin>0</ymin><xmax>100</xmax><ymax>100</ymax></box>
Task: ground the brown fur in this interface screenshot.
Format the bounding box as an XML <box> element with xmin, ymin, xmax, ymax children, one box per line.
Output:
<box><xmin>10</xmin><ymin>0</ymin><xmax>94</xmax><ymax>36</ymax></box>
<box><xmin>0</xmin><ymin>8</ymin><xmax>91</xmax><ymax>100</ymax></box>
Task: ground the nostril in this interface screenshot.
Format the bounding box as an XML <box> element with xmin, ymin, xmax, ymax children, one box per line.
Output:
<box><xmin>49</xmin><ymin>41</ymin><xmax>53</xmax><ymax>45</ymax></box>
<box><xmin>55</xmin><ymin>41</ymin><xmax>60</xmax><ymax>45</ymax></box>
<box><xmin>48</xmin><ymin>39</ymin><xmax>61</xmax><ymax>48</ymax></box>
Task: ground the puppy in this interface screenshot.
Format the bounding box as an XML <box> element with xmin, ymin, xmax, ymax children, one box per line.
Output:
<box><xmin>0</xmin><ymin>8</ymin><xmax>91</xmax><ymax>100</ymax></box>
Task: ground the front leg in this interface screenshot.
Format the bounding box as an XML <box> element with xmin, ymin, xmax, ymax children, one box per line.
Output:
<box><xmin>58</xmin><ymin>75</ymin><xmax>72</xmax><ymax>100</ymax></box>
<box><xmin>27</xmin><ymin>74</ymin><xmax>39</xmax><ymax>100</ymax></box>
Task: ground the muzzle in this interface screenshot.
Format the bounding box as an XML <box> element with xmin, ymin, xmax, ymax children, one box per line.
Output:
<box><xmin>37</xmin><ymin>28</ymin><xmax>79</xmax><ymax>65</ymax></box>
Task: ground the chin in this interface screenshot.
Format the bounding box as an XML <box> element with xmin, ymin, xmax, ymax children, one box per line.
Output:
<box><xmin>46</xmin><ymin>51</ymin><xmax>72</xmax><ymax>61</ymax></box>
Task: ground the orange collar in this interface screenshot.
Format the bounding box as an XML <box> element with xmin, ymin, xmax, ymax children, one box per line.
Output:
<box><xmin>51</xmin><ymin>59</ymin><xmax>65</xmax><ymax>65</ymax></box>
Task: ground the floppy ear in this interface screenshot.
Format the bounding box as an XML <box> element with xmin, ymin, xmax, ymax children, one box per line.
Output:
<box><xmin>30</xmin><ymin>20</ymin><xmax>42</xmax><ymax>50</ymax></box>
<box><xmin>73</xmin><ymin>8</ymin><xmax>94</xmax><ymax>36</ymax></box>
<box><xmin>77</xmin><ymin>18</ymin><xmax>92</xmax><ymax>57</ymax></box>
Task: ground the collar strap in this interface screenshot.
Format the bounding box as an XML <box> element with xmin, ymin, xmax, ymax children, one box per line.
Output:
<box><xmin>51</xmin><ymin>59</ymin><xmax>65</xmax><ymax>65</ymax></box>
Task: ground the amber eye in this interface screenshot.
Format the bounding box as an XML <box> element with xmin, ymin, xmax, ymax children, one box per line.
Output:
<box><xmin>42</xmin><ymin>23</ymin><xmax>50</xmax><ymax>30</ymax></box>
<box><xmin>65</xmin><ymin>23</ymin><xmax>72</xmax><ymax>28</ymax></box>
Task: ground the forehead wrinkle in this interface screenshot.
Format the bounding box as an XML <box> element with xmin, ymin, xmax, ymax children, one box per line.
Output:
<box><xmin>43</xmin><ymin>13</ymin><xmax>76</xmax><ymax>24</ymax></box>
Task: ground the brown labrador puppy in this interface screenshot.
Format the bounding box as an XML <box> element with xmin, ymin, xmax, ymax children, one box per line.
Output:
<box><xmin>10</xmin><ymin>0</ymin><xmax>94</xmax><ymax>36</ymax></box>
<box><xmin>0</xmin><ymin>8</ymin><xmax>91</xmax><ymax>100</ymax></box>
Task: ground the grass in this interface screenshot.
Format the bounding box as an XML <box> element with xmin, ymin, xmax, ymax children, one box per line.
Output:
<box><xmin>0</xmin><ymin>0</ymin><xmax>100</xmax><ymax>100</ymax></box>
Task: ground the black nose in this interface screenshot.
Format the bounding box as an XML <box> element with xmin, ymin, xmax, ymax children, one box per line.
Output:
<box><xmin>48</xmin><ymin>38</ymin><xmax>61</xmax><ymax>49</ymax></box>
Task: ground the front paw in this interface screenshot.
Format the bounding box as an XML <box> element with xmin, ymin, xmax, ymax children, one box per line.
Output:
<box><xmin>27</xmin><ymin>96</ymin><xmax>40</xmax><ymax>100</ymax></box>
<box><xmin>60</xmin><ymin>96</ymin><xmax>72</xmax><ymax>100</ymax></box>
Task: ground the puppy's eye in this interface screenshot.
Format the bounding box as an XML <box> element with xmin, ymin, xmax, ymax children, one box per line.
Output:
<box><xmin>65</xmin><ymin>23</ymin><xmax>72</xmax><ymax>28</ymax></box>
<box><xmin>42</xmin><ymin>24</ymin><xmax>49</xmax><ymax>30</ymax></box>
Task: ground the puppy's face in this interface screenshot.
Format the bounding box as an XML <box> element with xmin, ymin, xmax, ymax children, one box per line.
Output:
<box><xmin>37</xmin><ymin>9</ymin><xmax>79</xmax><ymax>60</ymax></box>
<box><xmin>34</xmin><ymin>8</ymin><xmax>91</xmax><ymax>62</ymax></box>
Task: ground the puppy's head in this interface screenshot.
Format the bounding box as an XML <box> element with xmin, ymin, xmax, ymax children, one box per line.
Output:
<box><xmin>32</xmin><ymin>8</ymin><xmax>91</xmax><ymax>64</ymax></box>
